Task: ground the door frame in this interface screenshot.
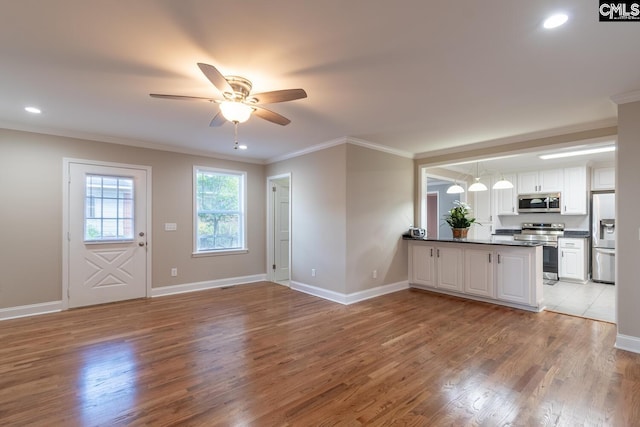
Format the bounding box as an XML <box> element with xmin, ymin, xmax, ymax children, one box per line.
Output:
<box><xmin>62</xmin><ymin>158</ymin><xmax>153</xmax><ymax>310</ymax></box>
<box><xmin>266</xmin><ymin>173</ymin><xmax>292</xmax><ymax>284</ymax></box>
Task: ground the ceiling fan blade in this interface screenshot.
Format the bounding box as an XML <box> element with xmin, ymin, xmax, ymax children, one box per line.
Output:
<box><xmin>197</xmin><ymin>63</ymin><xmax>233</xmax><ymax>94</ymax></box>
<box><xmin>150</xmin><ymin>94</ymin><xmax>217</xmax><ymax>102</ymax></box>
<box><xmin>209</xmin><ymin>111</ymin><xmax>226</xmax><ymax>127</ymax></box>
<box><xmin>253</xmin><ymin>106</ymin><xmax>291</xmax><ymax>126</ymax></box>
<box><xmin>249</xmin><ymin>88</ymin><xmax>307</xmax><ymax>104</ymax></box>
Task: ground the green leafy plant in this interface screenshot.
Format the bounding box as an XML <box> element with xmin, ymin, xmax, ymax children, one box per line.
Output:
<box><xmin>444</xmin><ymin>200</ymin><xmax>476</xmax><ymax>228</ymax></box>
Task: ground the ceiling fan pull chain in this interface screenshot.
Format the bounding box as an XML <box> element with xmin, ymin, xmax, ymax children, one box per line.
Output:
<box><xmin>233</xmin><ymin>121</ymin><xmax>239</xmax><ymax>150</ymax></box>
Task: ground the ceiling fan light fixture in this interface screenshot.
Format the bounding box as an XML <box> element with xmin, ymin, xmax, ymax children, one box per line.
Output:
<box><xmin>220</xmin><ymin>101</ymin><xmax>253</xmax><ymax>123</ymax></box>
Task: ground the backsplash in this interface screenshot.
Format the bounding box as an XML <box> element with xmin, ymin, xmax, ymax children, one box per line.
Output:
<box><xmin>496</xmin><ymin>213</ymin><xmax>589</xmax><ymax>230</ymax></box>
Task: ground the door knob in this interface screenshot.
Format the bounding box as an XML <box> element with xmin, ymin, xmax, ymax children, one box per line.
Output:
<box><xmin>138</xmin><ymin>242</ymin><xmax>145</xmax><ymax>247</ymax></box>
<box><xmin>139</xmin><ymin>232</ymin><xmax>145</xmax><ymax>237</ymax></box>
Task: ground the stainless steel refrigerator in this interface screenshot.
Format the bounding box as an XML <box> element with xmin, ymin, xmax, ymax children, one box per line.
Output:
<box><xmin>591</xmin><ymin>192</ymin><xmax>616</xmax><ymax>284</ymax></box>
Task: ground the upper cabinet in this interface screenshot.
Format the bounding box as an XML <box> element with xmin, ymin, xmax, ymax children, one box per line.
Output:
<box><xmin>493</xmin><ymin>173</ymin><xmax>518</xmax><ymax>215</ymax></box>
<box><xmin>562</xmin><ymin>166</ymin><xmax>588</xmax><ymax>215</ymax></box>
<box><xmin>591</xmin><ymin>167</ymin><xmax>615</xmax><ymax>191</ymax></box>
<box><xmin>517</xmin><ymin>169</ymin><xmax>563</xmax><ymax>193</ymax></box>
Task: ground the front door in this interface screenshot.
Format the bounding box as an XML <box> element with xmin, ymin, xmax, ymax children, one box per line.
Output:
<box><xmin>67</xmin><ymin>161</ymin><xmax>149</xmax><ymax>308</ymax></box>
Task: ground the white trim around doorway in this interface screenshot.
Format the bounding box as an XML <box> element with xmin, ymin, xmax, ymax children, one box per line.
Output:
<box><xmin>266</xmin><ymin>173</ymin><xmax>292</xmax><ymax>284</ymax></box>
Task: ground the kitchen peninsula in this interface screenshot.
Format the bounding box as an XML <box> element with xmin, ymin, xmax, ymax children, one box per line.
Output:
<box><xmin>405</xmin><ymin>236</ymin><xmax>544</xmax><ymax>312</ymax></box>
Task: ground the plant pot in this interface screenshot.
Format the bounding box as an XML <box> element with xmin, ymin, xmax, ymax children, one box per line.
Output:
<box><xmin>452</xmin><ymin>228</ymin><xmax>469</xmax><ymax>239</ymax></box>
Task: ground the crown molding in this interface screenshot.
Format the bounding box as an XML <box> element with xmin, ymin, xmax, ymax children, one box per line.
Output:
<box><xmin>0</xmin><ymin>121</ymin><xmax>265</xmax><ymax>164</ymax></box>
<box><xmin>266</xmin><ymin>136</ymin><xmax>414</xmax><ymax>164</ymax></box>
<box><xmin>346</xmin><ymin>137</ymin><xmax>414</xmax><ymax>159</ymax></box>
<box><xmin>611</xmin><ymin>89</ymin><xmax>640</xmax><ymax>105</ymax></box>
<box><xmin>266</xmin><ymin>137</ymin><xmax>348</xmax><ymax>164</ymax></box>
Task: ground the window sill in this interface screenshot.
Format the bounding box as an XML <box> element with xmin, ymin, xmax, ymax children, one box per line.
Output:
<box><xmin>192</xmin><ymin>249</ymin><xmax>249</xmax><ymax>258</ymax></box>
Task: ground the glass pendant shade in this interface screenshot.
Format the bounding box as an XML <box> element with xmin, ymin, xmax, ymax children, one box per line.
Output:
<box><xmin>446</xmin><ymin>183</ymin><xmax>465</xmax><ymax>194</ymax></box>
<box><xmin>220</xmin><ymin>101</ymin><xmax>253</xmax><ymax>123</ymax></box>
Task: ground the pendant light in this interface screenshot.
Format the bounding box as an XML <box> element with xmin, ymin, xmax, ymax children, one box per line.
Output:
<box><xmin>468</xmin><ymin>162</ymin><xmax>487</xmax><ymax>192</ymax></box>
<box><xmin>492</xmin><ymin>175</ymin><xmax>514</xmax><ymax>189</ymax></box>
<box><xmin>446</xmin><ymin>182</ymin><xmax>465</xmax><ymax>194</ymax></box>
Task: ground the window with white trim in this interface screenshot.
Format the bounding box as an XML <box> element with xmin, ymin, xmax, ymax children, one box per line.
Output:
<box><xmin>194</xmin><ymin>167</ymin><xmax>247</xmax><ymax>253</ymax></box>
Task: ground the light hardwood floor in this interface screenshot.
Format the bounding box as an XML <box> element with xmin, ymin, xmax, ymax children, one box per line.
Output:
<box><xmin>1</xmin><ymin>282</ymin><xmax>639</xmax><ymax>426</ymax></box>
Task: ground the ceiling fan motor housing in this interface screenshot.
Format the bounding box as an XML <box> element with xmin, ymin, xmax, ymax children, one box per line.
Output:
<box><xmin>224</xmin><ymin>76</ymin><xmax>253</xmax><ymax>102</ymax></box>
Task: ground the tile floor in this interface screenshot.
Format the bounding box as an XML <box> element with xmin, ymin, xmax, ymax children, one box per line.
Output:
<box><xmin>543</xmin><ymin>280</ymin><xmax>616</xmax><ymax>323</ymax></box>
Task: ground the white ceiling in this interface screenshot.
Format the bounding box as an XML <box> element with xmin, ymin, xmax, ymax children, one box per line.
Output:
<box><xmin>1</xmin><ymin>1</ymin><xmax>638</xmax><ymax>162</ymax></box>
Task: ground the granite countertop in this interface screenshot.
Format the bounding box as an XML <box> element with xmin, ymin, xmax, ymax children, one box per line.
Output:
<box><xmin>402</xmin><ymin>234</ymin><xmax>543</xmax><ymax>247</ymax></box>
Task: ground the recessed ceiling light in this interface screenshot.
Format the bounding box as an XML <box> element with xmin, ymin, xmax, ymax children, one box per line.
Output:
<box><xmin>25</xmin><ymin>106</ymin><xmax>42</xmax><ymax>114</ymax></box>
<box><xmin>238</xmin><ymin>144</ymin><xmax>248</xmax><ymax>150</ymax></box>
<box><xmin>543</xmin><ymin>13</ymin><xmax>568</xmax><ymax>29</ymax></box>
<box><xmin>539</xmin><ymin>146</ymin><xmax>615</xmax><ymax>160</ymax></box>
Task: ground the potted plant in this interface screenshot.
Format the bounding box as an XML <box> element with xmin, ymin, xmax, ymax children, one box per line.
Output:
<box><xmin>444</xmin><ymin>200</ymin><xmax>476</xmax><ymax>239</ymax></box>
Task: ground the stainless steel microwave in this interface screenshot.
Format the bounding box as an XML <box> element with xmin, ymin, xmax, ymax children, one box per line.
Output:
<box><xmin>518</xmin><ymin>193</ymin><xmax>561</xmax><ymax>213</ymax></box>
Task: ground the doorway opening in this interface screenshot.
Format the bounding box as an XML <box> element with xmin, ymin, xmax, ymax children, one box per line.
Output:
<box><xmin>267</xmin><ymin>174</ymin><xmax>291</xmax><ymax>286</ymax></box>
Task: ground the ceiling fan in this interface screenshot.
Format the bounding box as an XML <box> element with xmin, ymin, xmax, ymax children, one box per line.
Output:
<box><xmin>150</xmin><ymin>63</ymin><xmax>307</xmax><ymax>128</ymax></box>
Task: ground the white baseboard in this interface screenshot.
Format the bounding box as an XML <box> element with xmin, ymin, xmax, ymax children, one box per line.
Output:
<box><xmin>345</xmin><ymin>281</ymin><xmax>409</xmax><ymax>304</ymax></box>
<box><xmin>290</xmin><ymin>280</ymin><xmax>408</xmax><ymax>305</ymax></box>
<box><xmin>615</xmin><ymin>333</ymin><xmax>640</xmax><ymax>354</ymax></box>
<box><xmin>151</xmin><ymin>274</ymin><xmax>267</xmax><ymax>297</ymax></box>
<box><xmin>0</xmin><ymin>301</ymin><xmax>63</xmax><ymax>321</ymax></box>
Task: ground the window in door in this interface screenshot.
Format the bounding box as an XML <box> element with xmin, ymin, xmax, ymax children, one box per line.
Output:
<box><xmin>194</xmin><ymin>166</ymin><xmax>247</xmax><ymax>254</ymax></box>
<box><xmin>84</xmin><ymin>175</ymin><xmax>134</xmax><ymax>242</ymax></box>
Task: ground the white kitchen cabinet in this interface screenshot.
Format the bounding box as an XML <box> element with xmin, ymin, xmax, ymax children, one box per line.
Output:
<box><xmin>493</xmin><ymin>173</ymin><xmax>518</xmax><ymax>215</ymax></box>
<box><xmin>518</xmin><ymin>169</ymin><xmax>563</xmax><ymax>193</ymax></box>
<box><xmin>496</xmin><ymin>249</ymin><xmax>533</xmax><ymax>305</ymax></box>
<box><xmin>464</xmin><ymin>248</ymin><xmax>495</xmax><ymax>298</ymax></box>
<box><xmin>558</xmin><ymin>238</ymin><xmax>588</xmax><ymax>282</ymax></box>
<box><xmin>409</xmin><ymin>243</ymin><xmax>436</xmax><ymax>288</ymax></box>
<box><xmin>472</xmin><ymin>177</ymin><xmax>492</xmax><ymax>222</ymax></box>
<box><xmin>436</xmin><ymin>246</ymin><xmax>464</xmax><ymax>292</ymax></box>
<box><xmin>562</xmin><ymin>166</ymin><xmax>588</xmax><ymax>215</ymax></box>
<box><xmin>470</xmin><ymin>176</ymin><xmax>493</xmax><ymax>241</ymax></box>
<box><xmin>592</xmin><ymin>167</ymin><xmax>615</xmax><ymax>191</ymax></box>
<box><xmin>471</xmin><ymin>222</ymin><xmax>493</xmax><ymax>240</ymax></box>
<box><xmin>408</xmin><ymin>240</ymin><xmax>543</xmax><ymax>311</ymax></box>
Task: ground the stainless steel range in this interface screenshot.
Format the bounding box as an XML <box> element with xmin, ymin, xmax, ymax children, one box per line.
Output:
<box><xmin>514</xmin><ymin>223</ymin><xmax>564</xmax><ymax>281</ymax></box>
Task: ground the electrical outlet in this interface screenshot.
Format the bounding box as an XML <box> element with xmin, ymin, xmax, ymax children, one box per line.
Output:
<box><xmin>171</xmin><ymin>268</ymin><xmax>177</xmax><ymax>277</ymax></box>
<box><xmin>372</xmin><ymin>270</ymin><xmax>377</xmax><ymax>279</ymax></box>
<box><xmin>311</xmin><ymin>268</ymin><xmax>316</xmax><ymax>277</ymax></box>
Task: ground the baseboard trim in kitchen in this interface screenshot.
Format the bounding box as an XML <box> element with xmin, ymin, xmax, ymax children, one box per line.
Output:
<box><xmin>290</xmin><ymin>280</ymin><xmax>409</xmax><ymax>305</ymax></box>
<box><xmin>615</xmin><ymin>333</ymin><xmax>640</xmax><ymax>355</ymax></box>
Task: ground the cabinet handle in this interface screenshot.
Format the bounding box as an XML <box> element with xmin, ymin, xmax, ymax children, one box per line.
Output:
<box><xmin>562</xmin><ymin>251</ymin><xmax>564</xmax><ymax>257</ymax></box>
<box><xmin>437</xmin><ymin>249</ymin><xmax>440</xmax><ymax>258</ymax></box>
<box><xmin>512</xmin><ymin>207</ymin><xmax>514</xmax><ymax>213</ymax></box>
<box><xmin>489</xmin><ymin>253</ymin><xmax>492</xmax><ymax>263</ymax></box>
<box><xmin>430</xmin><ymin>248</ymin><xmax>433</xmax><ymax>257</ymax></box>
<box><xmin>497</xmin><ymin>254</ymin><xmax>501</xmax><ymax>264</ymax></box>
<box><xmin>564</xmin><ymin>205</ymin><xmax>567</xmax><ymax>212</ymax></box>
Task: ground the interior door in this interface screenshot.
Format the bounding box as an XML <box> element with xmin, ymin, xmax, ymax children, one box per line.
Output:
<box><xmin>273</xmin><ymin>181</ymin><xmax>290</xmax><ymax>282</ymax></box>
<box><xmin>67</xmin><ymin>162</ymin><xmax>148</xmax><ymax>308</ymax></box>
